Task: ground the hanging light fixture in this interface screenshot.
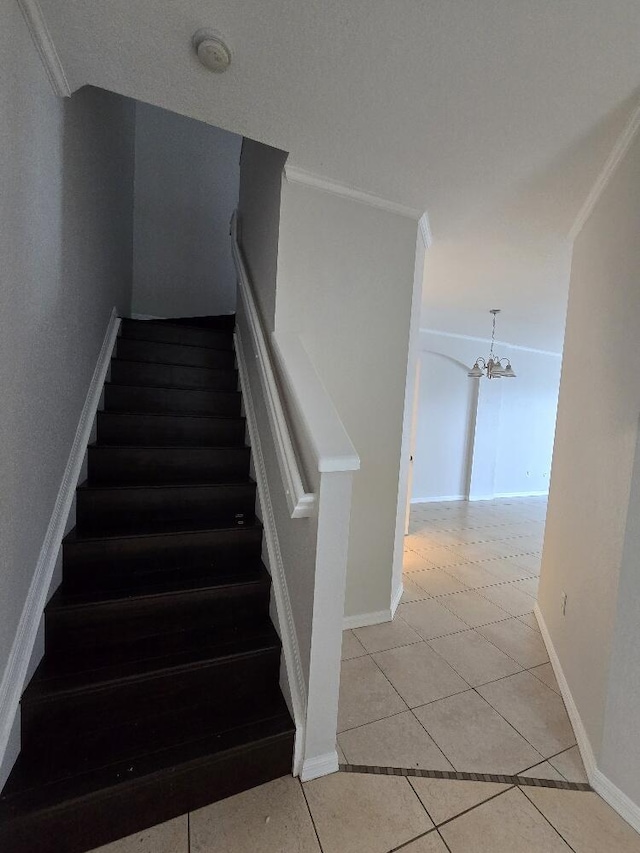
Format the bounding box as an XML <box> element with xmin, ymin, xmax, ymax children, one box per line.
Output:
<box><xmin>467</xmin><ymin>309</ymin><xmax>516</xmax><ymax>380</ymax></box>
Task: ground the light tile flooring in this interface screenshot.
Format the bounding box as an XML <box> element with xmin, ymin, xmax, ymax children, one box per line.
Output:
<box><xmin>90</xmin><ymin>772</ymin><xmax>640</xmax><ymax>853</ymax></box>
<box><xmin>338</xmin><ymin>497</ymin><xmax>586</xmax><ymax>780</ymax></box>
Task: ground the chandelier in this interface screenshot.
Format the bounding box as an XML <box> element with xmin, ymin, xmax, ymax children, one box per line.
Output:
<box><xmin>467</xmin><ymin>309</ymin><xmax>516</xmax><ymax>379</ymax></box>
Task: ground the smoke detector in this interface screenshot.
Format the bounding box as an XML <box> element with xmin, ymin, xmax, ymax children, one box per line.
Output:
<box><xmin>192</xmin><ymin>29</ymin><xmax>231</xmax><ymax>73</ymax></box>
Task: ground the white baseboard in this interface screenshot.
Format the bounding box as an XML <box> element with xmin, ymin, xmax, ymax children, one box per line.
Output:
<box><xmin>0</xmin><ymin>309</ymin><xmax>121</xmax><ymax>777</ymax></box>
<box><xmin>300</xmin><ymin>750</ymin><xmax>339</xmax><ymax>782</ymax></box>
<box><xmin>493</xmin><ymin>490</ymin><xmax>549</xmax><ymax>499</ymax></box>
<box><xmin>343</xmin><ymin>609</ymin><xmax>394</xmax><ymax>630</ymax></box>
<box><xmin>235</xmin><ymin>327</ymin><xmax>307</xmax><ymax>777</ymax></box>
<box><xmin>411</xmin><ymin>495</ymin><xmax>466</xmax><ymax>504</ymax></box>
<box><xmin>128</xmin><ymin>313</ymin><xmax>166</xmax><ymax>321</ymax></box>
<box><xmin>534</xmin><ymin>604</ymin><xmax>640</xmax><ymax>834</ymax></box>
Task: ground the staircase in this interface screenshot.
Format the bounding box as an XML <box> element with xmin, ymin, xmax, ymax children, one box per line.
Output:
<box><xmin>0</xmin><ymin>317</ymin><xmax>295</xmax><ymax>853</ymax></box>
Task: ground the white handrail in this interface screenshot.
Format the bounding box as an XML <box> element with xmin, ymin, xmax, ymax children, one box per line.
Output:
<box><xmin>231</xmin><ymin>214</ymin><xmax>315</xmax><ymax>518</ymax></box>
<box><xmin>231</xmin><ymin>214</ymin><xmax>359</xmax><ymax>519</ymax></box>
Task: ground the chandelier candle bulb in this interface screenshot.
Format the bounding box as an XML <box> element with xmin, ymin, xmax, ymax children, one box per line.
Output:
<box><xmin>467</xmin><ymin>309</ymin><xmax>517</xmax><ymax>380</ymax></box>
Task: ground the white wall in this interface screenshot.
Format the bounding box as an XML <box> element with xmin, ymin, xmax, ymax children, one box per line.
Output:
<box><xmin>539</xmin><ymin>125</ymin><xmax>640</xmax><ymax>812</ymax></box>
<box><xmin>0</xmin><ymin>3</ymin><xmax>135</xmax><ymax>782</ymax></box>
<box><xmin>237</xmin><ymin>139</ymin><xmax>288</xmax><ymax>332</ymax></box>
<box><xmin>412</xmin><ymin>352</ymin><xmax>476</xmax><ymax>501</ymax></box>
<box><xmin>275</xmin><ymin>180</ymin><xmax>418</xmax><ymax>622</ymax></box>
<box><xmin>132</xmin><ymin>102</ymin><xmax>241</xmax><ymax>318</ymax></box>
<box><xmin>413</xmin><ymin>330</ymin><xmax>561</xmax><ymax>502</ymax></box>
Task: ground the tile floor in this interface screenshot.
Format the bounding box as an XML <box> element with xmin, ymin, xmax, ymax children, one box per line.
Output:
<box><xmin>339</xmin><ymin>497</ymin><xmax>587</xmax><ymax>780</ymax></box>
<box><xmin>89</xmin><ymin>772</ymin><xmax>640</xmax><ymax>852</ymax></box>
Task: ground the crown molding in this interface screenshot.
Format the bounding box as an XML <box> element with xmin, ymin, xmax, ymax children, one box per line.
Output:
<box><xmin>420</xmin><ymin>327</ymin><xmax>562</xmax><ymax>357</ymax></box>
<box><xmin>18</xmin><ymin>0</ymin><xmax>71</xmax><ymax>97</ymax></box>
<box><xmin>569</xmin><ymin>98</ymin><xmax>640</xmax><ymax>241</ymax></box>
<box><xmin>419</xmin><ymin>212</ymin><xmax>433</xmax><ymax>248</ymax></box>
<box><xmin>284</xmin><ymin>164</ymin><xmax>423</xmax><ymax>221</ymax></box>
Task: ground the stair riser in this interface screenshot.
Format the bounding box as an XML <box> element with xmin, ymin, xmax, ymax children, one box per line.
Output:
<box><xmin>110</xmin><ymin>360</ymin><xmax>239</xmax><ymax>391</ymax></box>
<box><xmin>96</xmin><ymin>412</ymin><xmax>246</xmax><ymax>447</ymax></box>
<box><xmin>46</xmin><ymin>582</ymin><xmax>271</xmax><ymax>652</ymax></box>
<box><xmin>21</xmin><ymin>648</ymin><xmax>281</xmax><ymax>745</ymax></box>
<box><xmin>104</xmin><ymin>384</ymin><xmax>241</xmax><ymax>417</ymax></box>
<box><xmin>76</xmin><ymin>483</ymin><xmax>256</xmax><ymax>531</ymax></box>
<box><xmin>63</xmin><ymin>526</ymin><xmax>263</xmax><ymax>583</ymax></box>
<box><xmin>116</xmin><ymin>338</ymin><xmax>235</xmax><ymax>369</ymax></box>
<box><xmin>120</xmin><ymin>320</ymin><xmax>233</xmax><ymax>350</ymax></box>
<box><xmin>1</xmin><ymin>731</ymin><xmax>293</xmax><ymax>853</ymax></box>
<box><xmin>87</xmin><ymin>446</ymin><xmax>251</xmax><ymax>485</ymax></box>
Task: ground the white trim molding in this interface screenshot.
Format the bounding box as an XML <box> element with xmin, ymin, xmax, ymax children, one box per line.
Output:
<box><xmin>301</xmin><ymin>750</ymin><xmax>339</xmax><ymax>782</ymax></box>
<box><xmin>569</xmin><ymin>99</ymin><xmax>640</xmax><ymax>242</ymax></box>
<box><xmin>284</xmin><ymin>165</ymin><xmax>423</xmax><ymax>221</ymax></box>
<box><xmin>390</xmin><ymin>582</ymin><xmax>404</xmax><ymax>617</ymax></box>
<box><xmin>493</xmin><ymin>490</ymin><xmax>549</xmax><ymax>499</ymax></box>
<box><xmin>411</xmin><ymin>495</ymin><xmax>466</xmax><ymax>504</ymax></box>
<box><xmin>0</xmin><ymin>309</ymin><xmax>120</xmax><ymax>774</ymax></box>
<box><xmin>235</xmin><ymin>326</ymin><xmax>307</xmax><ymax>775</ymax></box>
<box><xmin>231</xmin><ymin>215</ymin><xmax>315</xmax><ymax>518</ymax></box>
<box><xmin>129</xmin><ymin>313</ymin><xmax>167</xmax><ymax>321</ymax></box>
<box><xmin>419</xmin><ymin>212</ymin><xmax>433</xmax><ymax>249</ymax></box>
<box><xmin>343</xmin><ymin>608</ymin><xmax>394</xmax><ymax>631</ymax></box>
<box><xmin>17</xmin><ymin>0</ymin><xmax>71</xmax><ymax>97</ymax></box>
<box><xmin>534</xmin><ymin>604</ymin><xmax>640</xmax><ymax>834</ymax></box>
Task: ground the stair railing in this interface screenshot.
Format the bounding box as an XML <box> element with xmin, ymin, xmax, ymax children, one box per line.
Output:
<box><xmin>231</xmin><ymin>211</ymin><xmax>359</xmax><ymax>782</ymax></box>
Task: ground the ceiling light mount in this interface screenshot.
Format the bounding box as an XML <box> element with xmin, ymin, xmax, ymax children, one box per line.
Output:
<box><xmin>468</xmin><ymin>309</ymin><xmax>516</xmax><ymax>380</ymax></box>
<box><xmin>192</xmin><ymin>29</ymin><xmax>232</xmax><ymax>73</ymax></box>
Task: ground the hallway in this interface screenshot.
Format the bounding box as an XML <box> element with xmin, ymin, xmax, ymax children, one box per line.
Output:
<box><xmin>339</xmin><ymin>497</ymin><xmax>585</xmax><ymax>781</ymax></box>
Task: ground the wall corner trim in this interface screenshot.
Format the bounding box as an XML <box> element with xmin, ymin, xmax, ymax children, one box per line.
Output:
<box><xmin>234</xmin><ymin>326</ymin><xmax>307</xmax><ymax>776</ymax></box>
<box><xmin>17</xmin><ymin>0</ymin><xmax>72</xmax><ymax>97</ymax></box>
<box><xmin>0</xmin><ymin>309</ymin><xmax>120</xmax><ymax>773</ymax></box>
<box><xmin>534</xmin><ymin>604</ymin><xmax>640</xmax><ymax>834</ymax></box>
<box><xmin>300</xmin><ymin>750</ymin><xmax>339</xmax><ymax>782</ymax></box>
<box><xmin>390</xmin><ymin>583</ymin><xmax>403</xmax><ymax>617</ymax></box>
<box><xmin>284</xmin><ymin>164</ymin><xmax>423</xmax><ymax>221</ymax></box>
<box><xmin>569</xmin><ymin>98</ymin><xmax>640</xmax><ymax>241</ymax></box>
<box><xmin>418</xmin><ymin>212</ymin><xmax>433</xmax><ymax>248</ymax></box>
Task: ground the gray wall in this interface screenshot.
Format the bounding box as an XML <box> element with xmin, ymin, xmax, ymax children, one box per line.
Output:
<box><xmin>132</xmin><ymin>103</ymin><xmax>241</xmax><ymax>318</ymax></box>
<box><xmin>539</xmin><ymin>125</ymin><xmax>640</xmax><ymax>808</ymax></box>
<box><xmin>237</xmin><ymin>139</ymin><xmax>288</xmax><ymax>331</ymax></box>
<box><xmin>1</xmin><ymin>0</ymin><xmax>135</xmax><ymax>746</ymax></box>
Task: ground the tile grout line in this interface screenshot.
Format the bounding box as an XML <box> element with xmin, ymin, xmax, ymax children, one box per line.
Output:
<box><xmin>432</xmin><ymin>784</ymin><xmax>517</xmax><ymax>831</ymax></box>
<box><xmin>298</xmin><ymin>778</ymin><xmax>325</xmax><ymax>853</ymax></box>
<box><xmin>520</xmin><ymin>787</ymin><xmax>581</xmax><ymax>853</ymax></box>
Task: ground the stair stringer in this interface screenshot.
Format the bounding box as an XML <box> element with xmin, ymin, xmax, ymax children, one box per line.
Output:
<box><xmin>235</xmin><ymin>326</ymin><xmax>307</xmax><ymax>776</ymax></box>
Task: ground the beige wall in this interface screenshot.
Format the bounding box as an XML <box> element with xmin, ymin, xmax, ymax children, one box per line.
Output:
<box><xmin>539</xmin><ymin>128</ymin><xmax>640</xmax><ymax>779</ymax></box>
<box><xmin>275</xmin><ymin>180</ymin><xmax>418</xmax><ymax>620</ymax></box>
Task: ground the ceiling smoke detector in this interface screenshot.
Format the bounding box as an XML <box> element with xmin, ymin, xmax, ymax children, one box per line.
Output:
<box><xmin>192</xmin><ymin>29</ymin><xmax>231</xmax><ymax>73</ymax></box>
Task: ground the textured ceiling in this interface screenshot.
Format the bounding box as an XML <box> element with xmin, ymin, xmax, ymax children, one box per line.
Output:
<box><xmin>41</xmin><ymin>0</ymin><xmax>640</xmax><ymax>348</ymax></box>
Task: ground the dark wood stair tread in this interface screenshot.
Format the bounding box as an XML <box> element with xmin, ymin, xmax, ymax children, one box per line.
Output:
<box><xmin>48</xmin><ymin>562</ymin><xmax>270</xmax><ymax>611</ymax></box>
<box><xmin>63</xmin><ymin>514</ymin><xmax>261</xmax><ymax>543</ymax></box>
<box><xmin>25</xmin><ymin>623</ymin><xmax>280</xmax><ymax>696</ymax></box>
<box><xmin>3</xmin><ymin>695</ymin><xmax>292</xmax><ymax>803</ymax></box>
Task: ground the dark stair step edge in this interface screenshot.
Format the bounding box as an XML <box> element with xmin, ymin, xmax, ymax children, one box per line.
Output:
<box><xmin>109</xmin><ymin>358</ymin><xmax>239</xmax><ymax>391</ymax></box>
<box><xmin>5</xmin><ymin>692</ymin><xmax>291</xmax><ymax>798</ymax></box>
<box><xmin>150</xmin><ymin>314</ymin><xmax>236</xmax><ymax>330</ymax></box>
<box><xmin>103</xmin><ymin>383</ymin><xmax>242</xmax><ymax>416</ymax></box>
<box><xmin>0</xmin><ymin>718</ymin><xmax>293</xmax><ymax>853</ymax></box>
<box><xmin>115</xmin><ymin>338</ymin><xmax>236</xmax><ymax>370</ymax></box>
<box><xmin>75</xmin><ymin>478</ymin><xmax>257</xmax><ymax>532</ymax></box>
<box><xmin>86</xmin><ymin>444</ymin><xmax>251</xmax><ymax>485</ymax></box>
<box><xmin>45</xmin><ymin>564</ymin><xmax>272</xmax><ymax>649</ymax></box>
<box><xmin>120</xmin><ymin>318</ymin><xmax>234</xmax><ymax>350</ymax></box>
<box><xmin>96</xmin><ymin>410</ymin><xmax>247</xmax><ymax>447</ymax></box>
<box><xmin>61</xmin><ymin>528</ymin><xmax>263</xmax><ymax>585</ymax></box>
